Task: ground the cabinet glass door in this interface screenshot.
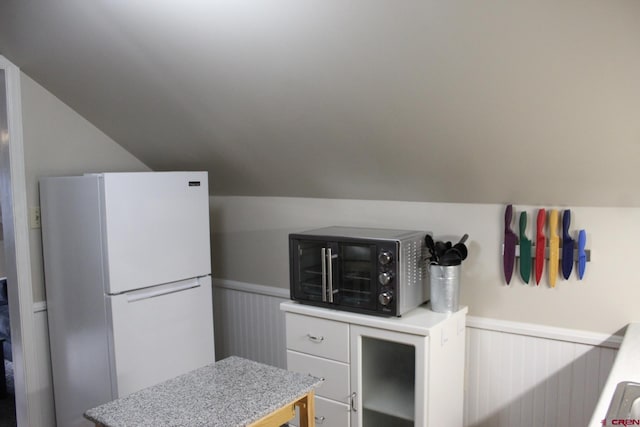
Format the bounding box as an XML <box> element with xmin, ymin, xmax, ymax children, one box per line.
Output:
<box><xmin>291</xmin><ymin>240</ymin><xmax>327</xmax><ymax>303</ymax></box>
<box><xmin>335</xmin><ymin>243</ymin><xmax>378</xmax><ymax>310</ymax></box>
<box><xmin>361</xmin><ymin>337</ymin><xmax>415</xmax><ymax>427</ymax></box>
<box><xmin>350</xmin><ymin>325</ymin><xmax>427</xmax><ymax>427</ymax></box>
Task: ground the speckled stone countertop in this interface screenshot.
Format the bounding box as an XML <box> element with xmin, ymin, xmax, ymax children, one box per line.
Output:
<box><xmin>84</xmin><ymin>356</ymin><xmax>323</xmax><ymax>427</ymax></box>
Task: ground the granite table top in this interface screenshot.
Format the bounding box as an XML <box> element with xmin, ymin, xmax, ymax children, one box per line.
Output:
<box><xmin>84</xmin><ymin>356</ymin><xmax>323</xmax><ymax>427</ymax></box>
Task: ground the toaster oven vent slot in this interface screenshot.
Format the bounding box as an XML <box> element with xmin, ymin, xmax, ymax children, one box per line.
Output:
<box><xmin>402</xmin><ymin>238</ymin><xmax>426</xmax><ymax>287</ymax></box>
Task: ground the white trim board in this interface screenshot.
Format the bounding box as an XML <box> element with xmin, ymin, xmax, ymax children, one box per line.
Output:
<box><xmin>213</xmin><ymin>278</ymin><xmax>289</xmax><ymax>299</ymax></box>
<box><xmin>212</xmin><ymin>278</ymin><xmax>622</xmax><ymax>349</ymax></box>
<box><xmin>0</xmin><ymin>54</ymin><xmax>38</xmax><ymax>427</ymax></box>
<box><xmin>466</xmin><ymin>316</ymin><xmax>623</xmax><ymax>349</ymax></box>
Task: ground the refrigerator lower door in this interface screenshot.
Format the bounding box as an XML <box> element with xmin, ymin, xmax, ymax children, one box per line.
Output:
<box><xmin>107</xmin><ymin>276</ymin><xmax>215</xmax><ymax>397</ymax></box>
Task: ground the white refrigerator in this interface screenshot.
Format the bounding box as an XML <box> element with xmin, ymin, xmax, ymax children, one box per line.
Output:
<box><xmin>40</xmin><ymin>172</ymin><xmax>215</xmax><ymax>427</ymax></box>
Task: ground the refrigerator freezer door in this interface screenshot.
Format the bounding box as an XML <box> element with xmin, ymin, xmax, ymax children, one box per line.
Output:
<box><xmin>107</xmin><ymin>276</ymin><xmax>215</xmax><ymax>397</ymax></box>
<box><xmin>41</xmin><ymin>176</ymin><xmax>115</xmax><ymax>427</ymax></box>
<box><xmin>101</xmin><ymin>172</ymin><xmax>211</xmax><ymax>294</ymax></box>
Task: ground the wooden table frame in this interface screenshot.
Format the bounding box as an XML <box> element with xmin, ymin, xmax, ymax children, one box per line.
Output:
<box><xmin>248</xmin><ymin>390</ymin><xmax>315</xmax><ymax>427</ymax></box>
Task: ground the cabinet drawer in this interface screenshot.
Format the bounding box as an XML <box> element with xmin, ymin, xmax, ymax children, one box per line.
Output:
<box><xmin>285</xmin><ymin>313</ymin><xmax>349</xmax><ymax>362</ymax></box>
<box><xmin>287</xmin><ymin>350</ymin><xmax>350</xmax><ymax>402</ymax></box>
<box><xmin>290</xmin><ymin>396</ymin><xmax>350</xmax><ymax>427</ymax></box>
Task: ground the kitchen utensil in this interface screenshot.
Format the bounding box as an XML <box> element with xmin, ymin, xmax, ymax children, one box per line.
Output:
<box><xmin>435</xmin><ymin>241</ymin><xmax>447</xmax><ymax>260</ymax></box>
<box><xmin>425</xmin><ymin>234</ymin><xmax>437</xmax><ymax>263</ymax></box>
<box><xmin>562</xmin><ymin>210</ymin><xmax>574</xmax><ymax>280</ymax></box>
<box><xmin>535</xmin><ymin>209</ymin><xmax>546</xmax><ymax>285</ymax></box>
<box><xmin>503</xmin><ymin>204</ymin><xmax>517</xmax><ymax>285</ymax></box>
<box><xmin>519</xmin><ymin>212</ymin><xmax>531</xmax><ymax>284</ymax></box>
<box><xmin>454</xmin><ymin>234</ymin><xmax>469</xmax><ymax>260</ymax></box>
<box><xmin>439</xmin><ymin>248</ymin><xmax>463</xmax><ymax>266</ymax></box>
<box><xmin>548</xmin><ymin>209</ymin><xmax>559</xmax><ymax>287</ymax></box>
<box><xmin>452</xmin><ymin>242</ymin><xmax>468</xmax><ymax>261</ymax></box>
<box><xmin>578</xmin><ymin>230</ymin><xmax>587</xmax><ymax>280</ymax></box>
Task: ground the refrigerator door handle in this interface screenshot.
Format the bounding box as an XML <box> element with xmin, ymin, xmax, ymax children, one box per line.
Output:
<box><xmin>125</xmin><ymin>279</ymin><xmax>201</xmax><ymax>303</ymax></box>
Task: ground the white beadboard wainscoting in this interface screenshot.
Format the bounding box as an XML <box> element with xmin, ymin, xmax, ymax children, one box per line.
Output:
<box><xmin>464</xmin><ymin>318</ymin><xmax>620</xmax><ymax>427</ymax></box>
<box><xmin>213</xmin><ymin>280</ymin><xmax>289</xmax><ymax>369</ymax></box>
<box><xmin>213</xmin><ymin>279</ymin><xmax>621</xmax><ymax>427</ymax></box>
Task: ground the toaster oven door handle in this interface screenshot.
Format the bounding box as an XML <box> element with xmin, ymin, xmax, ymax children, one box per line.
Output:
<box><xmin>327</xmin><ymin>247</ymin><xmax>334</xmax><ymax>303</ymax></box>
<box><xmin>321</xmin><ymin>247</ymin><xmax>327</xmax><ymax>302</ymax></box>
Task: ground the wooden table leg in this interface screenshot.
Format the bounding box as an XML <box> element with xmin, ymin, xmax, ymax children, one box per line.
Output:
<box><xmin>296</xmin><ymin>390</ymin><xmax>315</xmax><ymax>427</ymax></box>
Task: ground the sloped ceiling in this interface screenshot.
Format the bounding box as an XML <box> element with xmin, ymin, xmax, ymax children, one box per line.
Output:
<box><xmin>1</xmin><ymin>1</ymin><xmax>639</xmax><ymax>206</ymax></box>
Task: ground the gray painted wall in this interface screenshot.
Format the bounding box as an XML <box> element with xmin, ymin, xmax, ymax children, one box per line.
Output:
<box><xmin>1</xmin><ymin>1</ymin><xmax>639</xmax><ymax>207</ymax></box>
<box><xmin>211</xmin><ymin>196</ymin><xmax>638</xmax><ymax>335</ymax></box>
<box><xmin>5</xmin><ymin>0</ymin><xmax>638</xmax><ymax>347</ymax></box>
<box><xmin>20</xmin><ymin>72</ymin><xmax>150</xmax><ymax>302</ymax></box>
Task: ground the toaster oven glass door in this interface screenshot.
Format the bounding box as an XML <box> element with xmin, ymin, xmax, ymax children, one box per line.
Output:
<box><xmin>292</xmin><ymin>240</ymin><xmax>328</xmax><ymax>303</ymax></box>
<box><xmin>292</xmin><ymin>240</ymin><xmax>379</xmax><ymax>311</ymax></box>
<box><xmin>335</xmin><ymin>243</ymin><xmax>378</xmax><ymax>311</ymax></box>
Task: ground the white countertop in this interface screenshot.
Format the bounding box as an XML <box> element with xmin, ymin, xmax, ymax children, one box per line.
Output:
<box><xmin>280</xmin><ymin>301</ymin><xmax>468</xmax><ymax>336</ymax></box>
<box><xmin>590</xmin><ymin>322</ymin><xmax>640</xmax><ymax>426</ymax></box>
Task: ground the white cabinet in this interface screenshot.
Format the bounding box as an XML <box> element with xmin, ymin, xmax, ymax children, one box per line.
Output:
<box><xmin>286</xmin><ymin>313</ymin><xmax>351</xmax><ymax>427</ymax></box>
<box><xmin>287</xmin><ymin>352</ymin><xmax>350</xmax><ymax>402</ymax></box>
<box><xmin>286</xmin><ymin>314</ymin><xmax>350</xmax><ymax>362</ymax></box>
<box><xmin>282</xmin><ymin>302</ymin><xmax>467</xmax><ymax>427</ymax></box>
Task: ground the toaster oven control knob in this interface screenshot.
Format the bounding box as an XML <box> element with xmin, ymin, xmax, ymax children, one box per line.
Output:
<box><xmin>379</xmin><ymin>290</ymin><xmax>393</xmax><ymax>306</ymax></box>
<box><xmin>378</xmin><ymin>251</ymin><xmax>393</xmax><ymax>265</ymax></box>
<box><xmin>378</xmin><ymin>271</ymin><xmax>393</xmax><ymax>285</ymax></box>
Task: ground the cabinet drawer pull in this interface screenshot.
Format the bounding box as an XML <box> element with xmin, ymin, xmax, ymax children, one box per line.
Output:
<box><xmin>306</xmin><ymin>334</ymin><xmax>325</xmax><ymax>343</ymax></box>
<box><xmin>351</xmin><ymin>392</ymin><xmax>358</xmax><ymax>412</ymax></box>
<box><xmin>315</xmin><ymin>415</ymin><xmax>326</xmax><ymax>424</ymax></box>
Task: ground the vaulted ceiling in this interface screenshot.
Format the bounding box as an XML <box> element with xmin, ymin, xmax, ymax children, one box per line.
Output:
<box><xmin>1</xmin><ymin>1</ymin><xmax>639</xmax><ymax>206</ymax></box>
